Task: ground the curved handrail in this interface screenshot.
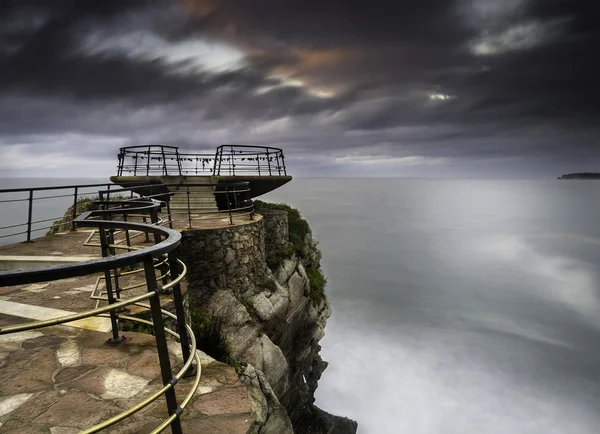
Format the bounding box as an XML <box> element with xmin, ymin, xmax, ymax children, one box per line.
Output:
<box><xmin>0</xmin><ymin>211</ymin><xmax>181</xmax><ymax>287</ymax></box>
<box><xmin>0</xmin><ymin>197</ymin><xmax>199</xmax><ymax>434</ymax></box>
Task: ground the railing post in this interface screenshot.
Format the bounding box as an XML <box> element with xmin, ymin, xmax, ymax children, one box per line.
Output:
<box><xmin>281</xmin><ymin>153</ymin><xmax>286</xmax><ymax>175</ymax></box>
<box><xmin>26</xmin><ymin>190</ymin><xmax>33</xmax><ymax>242</ymax></box>
<box><xmin>133</xmin><ymin>153</ymin><xmax>138</xmax><ymax>176</ymax></box>
<box><xmin>231</xmin><ymin>145</ymin><xmax>235</xmax><ymax>176</ymax></box>
<box><xmin>186</xmin><ymin>186</ymin><xmax>192</xmax><ymax>229</ymax></box>
<box><xmin>213</xmin><ymin>147</ymin><xmax>220</xmax><ymax>176</ymax></box>
<box><xmin>107</xmin><ymin>228</ymin><xmax>121</xmax><ymax>298</ymax></box>
<box><xmin>123</xmin><ymin>214</ymin><xmax>132</xmax><ymax>250</ymax></box>
<box><xmin>276</xmin><ymin>153</ymin><xmax>281</xmax><ymax>175</ymax></box>
<box><xmin>142</xmin><ymin>216</ymin><xmax>151</xmax><ymax>243</ymax></box>
<box><xmin>226</xmin><ymin>185</ymin><xmax>233</xmax><ymax>225</ymax></box>
<box><xmin>266</xmin><ymin>150</ymin><xmax>271</xmax><ymax>175</ymax></box>
<box><xmin>161</xmin><ymin>147</ymin><xmax>167</xmax><ymax>175</ymax></box>
<box><xmin>71</xmin><ymin>187</ymin><xmax>78</xmax><ymax>231</ymax></box>
<box><xmin>143</xmin><ymin>255</ymin><xmax>183</xmax><ymax>434</ymax></box>
<box><xmin>146</xmin><ymin>146</ymin><xmax>151</xmax><ymax>176</ymax></box>
<box><xmin>149</xmin><ymin>208</ymin><xmax>170</xmax><ymax>287</ymax></box>
<box><xmin>176</xmin><ymin>148</ymin><xmax>182</xmax><ymax>176</ymax></box>
<box><xmin>99</xmin><ymin>224</ymin><xmax>125</xmax><ymax>344</ymax></box>
<box><xmin>166</xmin><ymin>199</ymin><xmax>173</xmax><ymax>229</ymax></box>
<box><xmin>168</xmin><ymin>251</ymin><xmax>194</xmax><ymax>375</ymax></box>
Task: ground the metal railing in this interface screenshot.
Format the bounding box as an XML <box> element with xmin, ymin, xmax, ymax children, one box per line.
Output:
<box><xmin>0</xmin><ymin>183</ymin><xmax>114</xmax><ymax>243</ymax></box>
<box><xmin>116</xmin><ymin>144</ymin><xmax>287</xmax><ymax>177</ymax></box>
<box><xmin>96</xmin><ymin>182</ymin><xmax>254</xmax><ymax>229</ymax></box>
<box><xmin>214</xmin><ymin>144</ymin><xmax>286</xmax><ymax>176</ymax></box>
<box><xmin>0</xmin><ymin>197</ymin><xmax>201</xmax><ymax>434</ymax></box>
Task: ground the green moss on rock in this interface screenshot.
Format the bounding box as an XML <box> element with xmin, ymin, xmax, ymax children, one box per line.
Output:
<box><xmin>306</xmin><ymin>266</ymin><xmax>327</xmax><ymax>306</ymax></box>
<box><xmin>254</xmin><ymin>200</ymin><xmax>309</xmax><ymax>258</ymax></box>
<box><xmin>190</xmin><ymin>308</ymin><xmax>243</xmax><ymax>373</ymax></box>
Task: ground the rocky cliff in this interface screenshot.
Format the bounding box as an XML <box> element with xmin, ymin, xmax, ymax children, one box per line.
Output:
<box><xmin>179</xmin><ymin>202</ymin><xmax>358</xmax><ymax>434</ymax></box>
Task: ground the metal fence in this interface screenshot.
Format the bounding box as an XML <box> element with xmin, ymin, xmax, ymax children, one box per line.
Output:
<box><xmin>0</xmin><ymin>183</ymin><xmax>114</xmax><ymax>244</ymax></box>
<box><xmin>214</xmin><ymin>144</ymin><xmax>286</xmax><ymax>176</ymax></box>
<box><xmin>116</xmin><ymin>144</ymin><xmax>287</xmax><ymax>177</ymax></box>
<box><xmin>0</xmin><ymin>196</ymin><xmax>200</xmax><ymax>434</ymax></box>
<box><xmin>96</xmin><ymin>182</ymin><xmax>254</xmax><ymax>229</ymax></box>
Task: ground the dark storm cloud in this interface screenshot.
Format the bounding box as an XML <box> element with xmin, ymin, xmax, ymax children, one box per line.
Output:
<box><xmin>0</xmin><ymin>0</ymin><xmax>598</xmax><ymax>177</ymax></box>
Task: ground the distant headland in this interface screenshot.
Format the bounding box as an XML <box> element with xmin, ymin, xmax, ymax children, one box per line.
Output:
<box><xmin>558</xmin><ymin>173</ymin><xmax>600</xmax><ymax>180</ymax></box>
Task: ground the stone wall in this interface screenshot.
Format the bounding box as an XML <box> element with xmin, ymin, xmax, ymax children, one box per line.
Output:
<box><xmin>260</xmin><ymin>209</ymin><xmax>291</xmax><ymax>263</ymax></box>
<box><xmin>179</xmin><ymin>217</ymin><xmax>267</xmax><ymax>302</ymax></box>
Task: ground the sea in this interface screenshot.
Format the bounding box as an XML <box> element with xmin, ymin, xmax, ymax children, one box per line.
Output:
<box><xmin>3</xmin><ymin>177</ymin><xmax>600</xmax><ymax>433</ymax></box>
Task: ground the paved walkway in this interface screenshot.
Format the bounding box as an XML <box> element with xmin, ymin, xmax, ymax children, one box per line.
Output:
<box><xmin>0</xmin><ymin>229</ymin><xmax>255</xmax><ymax>433</ymax></box>
<box><xmin>0</xmin><ymin>328</ymin><xmax>253</xmax><ymax>433</ymax></box>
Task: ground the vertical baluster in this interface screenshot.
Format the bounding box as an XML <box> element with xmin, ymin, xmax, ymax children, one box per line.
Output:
<box><xmin>26</xmin><ymin>190</ymin><xmax>33</xmax><ymax>242</ymax></box>
<box><xmin>143</xmin><ymin>255</ymin><xmax>183</xmax><ymax>434</ymax></box>
<box><xmin>71</xmin><ymin>187</ymin><xmax>78</xmax><ymax>231</ymax></box>
<box><xmin>99</xmin><ymin>224</ymin><xmax>124</xmax><ymax>344</ymax></box>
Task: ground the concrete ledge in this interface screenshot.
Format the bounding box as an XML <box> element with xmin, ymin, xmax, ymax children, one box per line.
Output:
<box><xmin>0</xmin><ymin>255</ymin><xmax>99</xmax><ymax>271</ymax></box>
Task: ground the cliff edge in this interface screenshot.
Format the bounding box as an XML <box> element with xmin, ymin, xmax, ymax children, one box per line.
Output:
<box><xmin>179</xmin><ymin>201</ymin><xmax>358</xmax><ymax>434</ymax></box>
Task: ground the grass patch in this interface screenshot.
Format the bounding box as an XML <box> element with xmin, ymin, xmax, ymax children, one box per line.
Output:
<box><xmin>306</xmin><ymin>266</ymin><xmax>327</xmax><ymax>306</ymax></box>
<box><xmin>46</xmin><ymin>198</ymin><xmax>99</xmax><ymax>235</ymax></box>
<box><xmin>190</xmin><ymin>309</ymin><xmax>243</xmax><ymax>373</ymax></box>
<box><xmin>120</xmin><ymin>320</ymin><xmax>154</xmax><ymax>334</ymax></box>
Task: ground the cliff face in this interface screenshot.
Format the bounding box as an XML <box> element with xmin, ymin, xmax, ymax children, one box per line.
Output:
<box><xmin>179</xmin><ymin>205</ymin><xmax>357</xmax><ymax>434</ymax></box>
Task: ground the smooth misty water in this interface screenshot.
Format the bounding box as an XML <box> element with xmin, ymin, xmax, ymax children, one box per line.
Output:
<box><xmin>263</xmin><ymin>179</ymin><xmax>600</xmax><ymax>434</ymax></box>
<box><xmin>3</xmin><ymin>178</ymin><xmax>600</xmax><ymax>433</ymax></box>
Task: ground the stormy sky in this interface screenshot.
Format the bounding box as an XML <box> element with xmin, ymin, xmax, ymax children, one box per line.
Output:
<box><xmin>0</xmin><ymin>0</ymin><xmax>598</xmax><ymax>178</ymax></box>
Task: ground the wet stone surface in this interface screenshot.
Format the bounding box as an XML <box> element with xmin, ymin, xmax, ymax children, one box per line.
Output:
<box><xmin>0</xmin><ymin>328</ymin><xmax>253</xmax><ymax>433</ymax></box>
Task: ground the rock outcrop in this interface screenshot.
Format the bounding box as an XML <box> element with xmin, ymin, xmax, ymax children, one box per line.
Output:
<box><xmin>179</xmin><ymin>204</ymin><xmax>357</xmax><ymax>433</ymax></box>
<box><xmin>558</xmin><ymin>172</ymin><xmax>600</xmax><ymax>179</ymax></box>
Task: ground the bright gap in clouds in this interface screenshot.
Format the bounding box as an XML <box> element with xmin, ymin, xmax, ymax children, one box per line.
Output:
<box><xmin>81</xmin><ymin>31</ymin><xmax>246</xmax><ymax>72</ymax></box>
<box><xmin>254</xmin><ymin>75</ymin><xmax>336</xmax><ymax>99</ymax></box>
<box><xmin>471</xmin><ymin>20</ymin><xmax>567</xmax><ymax>56</ymax></box>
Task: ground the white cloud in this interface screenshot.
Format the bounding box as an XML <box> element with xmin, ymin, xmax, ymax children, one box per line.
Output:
<box><xmin>471</xmin><ymin>20</ymin><xmax>567</xmax><ymax>56</ymax></box>
<box><xmin>0</xmin><ymin>137</ymin><xmax>119</xmax><ymax>177</ymax></box>
<box><xmin>81</xmin><ymin>31</ymin><xmax>246</xmax><ymax>73</ymax></box>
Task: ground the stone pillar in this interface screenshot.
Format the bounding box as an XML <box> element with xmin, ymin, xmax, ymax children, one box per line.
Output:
<box><xmin>179</xmin><ymin>217</ymin><xmax>266</xmax><ymax>301</ymax></box>
<box><xmin>258</xmin><ymin>209</ymin><xmax>291</xmax><ymax>265</ymax></box>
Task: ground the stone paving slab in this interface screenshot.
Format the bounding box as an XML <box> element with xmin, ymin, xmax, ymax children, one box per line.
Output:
<box><xmin>0</xmin><ymin>231</ymin><xmax>99</xmax><ymax>258</ymax></box>
<box><xmin>0</xmin><ymin>328</ymin><xmax>253</xmax><ymax>433</ymax></box>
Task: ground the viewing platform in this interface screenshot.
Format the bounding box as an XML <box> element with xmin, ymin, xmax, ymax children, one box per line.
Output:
<box><xmin>0</xmin><ymin>199</ymin><xmax>255</xmax><ymax>433</ymax></box>
<box><xmin>111</xmin><ymin>144</ymin><xmax>292</xmax><ymax>199</ymax></box>
<box><xmin>0</xmin><ymin>144</ymin><xmax>294</xmax><ymax>433</ymax></box>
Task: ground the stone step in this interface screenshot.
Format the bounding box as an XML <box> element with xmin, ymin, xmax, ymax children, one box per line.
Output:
<box><xmin>169</xmin><ymin>200</ymin><xmax>217</xmax><ymax>207</ymax></box>
<box><xmin>170</xmin><ymin>202</ymin><xmax>217</xmax><ymax>207</ymax></box>
<box><xmin>171</xmin><ymin>206</ymin><xmax>219</xmax><ymax>212</ymax></box>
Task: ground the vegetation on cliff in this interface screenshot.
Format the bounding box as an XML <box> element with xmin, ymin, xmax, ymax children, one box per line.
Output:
<box><xmin>46</xmin><ymin>198</ymin><xmax>99</xmax><ymax>235</ymax></box>
<box><xmin>190</xmin><ymin>308</ymin><xmax>243</xmax><ymax>373</ymax></box>
<box><xmin>254</xmin><ymin>200</ymin><xmax>309</xmax><ymax>258</ymax></box>
<box><xmin>254</xmin><ymin>200</ymin><xmax>327</xmax><ymax>306</ymax></box>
